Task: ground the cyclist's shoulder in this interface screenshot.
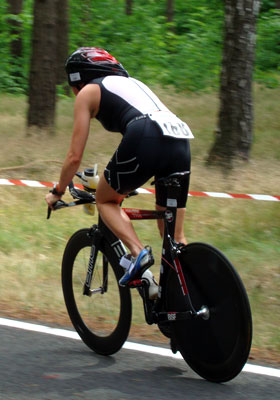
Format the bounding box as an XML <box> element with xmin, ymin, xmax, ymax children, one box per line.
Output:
<box><xmin>92</xmin><ymin>75</ymin><xmax>153</xmax><ymax>92</ymax></box>
<box><xmin>90</xmin><ymin>75</ymin><xmax>131</xmax><ymax>85</ymax></box>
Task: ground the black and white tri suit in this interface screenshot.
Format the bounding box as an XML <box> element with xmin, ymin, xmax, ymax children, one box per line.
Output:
<box><xmin>91</xmin><ymin>75</ymin><xmax>191</xmax><ymax>208</ymax></box>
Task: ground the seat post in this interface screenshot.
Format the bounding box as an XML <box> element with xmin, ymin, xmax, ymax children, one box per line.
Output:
<box><xmin>153</xmin><ymin>171</ymin><xmax>190</xmax><ymax>241</ymax></box>
<box><xmin>164</xmin><ymin>178</ymin><xmax>181</xmax><ymax>241</ymax></box>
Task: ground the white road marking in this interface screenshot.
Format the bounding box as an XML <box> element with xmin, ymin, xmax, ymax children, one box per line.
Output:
<box><xmin>0</xmin><ymin>317</ymin><xmax>279</xmax><ymax>378</ymax></box>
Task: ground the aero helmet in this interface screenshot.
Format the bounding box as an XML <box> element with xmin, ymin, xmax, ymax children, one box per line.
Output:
<box><xmin>65</xmin><ymin>47</ymin><xmax>129</xmax><ymax>86</ymax></box>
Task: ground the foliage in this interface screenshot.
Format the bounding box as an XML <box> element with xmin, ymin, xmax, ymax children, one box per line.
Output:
<box><xmin>68</xmin><ymin>0</ymin><xmax>224</xmax><ymax>91</ymax></box>
<box><xmin>0</xmin><ymin>0</ymin><xmax>33</xmax><ymax>93</ymax></box>
<box><xmin>0</xmin><ymin>0</ymin><xmax>279</xmax><ymax>93</ymax></box>
<box><xmin>255</xmin><ymin>9</ymin><xmax>280</xmax><ymax>88</ymax></box>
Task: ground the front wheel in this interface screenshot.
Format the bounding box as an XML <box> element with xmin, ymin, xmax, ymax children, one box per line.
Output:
<box><xmin>62</xmin><ymin>228</ymin><xmax>132</xmax><ymax>355</ymax></box>
<box><xmin>166</xmin><ymin>242</ymin><xmax>252</xmax><ymax>382</ymax></box>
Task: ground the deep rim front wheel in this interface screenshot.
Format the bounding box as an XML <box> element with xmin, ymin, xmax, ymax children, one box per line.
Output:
<box><xmin>62</xmin><ymin>228</ymin><xmax>132</xmax><ymax>355</ymax></box>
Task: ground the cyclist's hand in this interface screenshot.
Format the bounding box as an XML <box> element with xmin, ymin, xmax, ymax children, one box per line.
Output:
<box><xmin>45</xmin><ymin>192</ymin><xmax>61</xmax><ymax>209</ymax></box>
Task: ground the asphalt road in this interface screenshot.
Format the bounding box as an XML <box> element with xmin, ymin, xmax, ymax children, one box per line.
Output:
<box><xmin>0</xmin><ymin>320</ymin><xmax>279</xmax><ymax>400</ymax></box>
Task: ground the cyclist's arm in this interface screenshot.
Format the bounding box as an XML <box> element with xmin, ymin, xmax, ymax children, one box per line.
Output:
<box><xmin>57</xmin><ymin>84</ymin><xmax>101</xmax><ymax>193</ymax></box>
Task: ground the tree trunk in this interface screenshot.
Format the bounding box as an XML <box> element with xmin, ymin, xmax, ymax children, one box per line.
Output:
<box><xmin>125</xmin><ymin>0</ymin><xmax>133</xmax><ymax>15</ymax></box>
<box><xmin>208</xmin><ymin>0</ymin><xmax>260</xmax><ymax>166</ymax></box>
<box><xmin>27</xmin><ymin>0</ymin><xmax>58</xmax><ymax>133</ymax></box>
<box><xmin>166</xmin><ymin>0</ymin><xmax>174</xmax><ymax>23</ymax></box>
<box><xmin>276</xmin><ymin>0</ymin><xmax>280</xmax><ymax>9</ymax></box>
<box><xmin>7</xmin><ymin>0</ymin><xmax>23</xmax><ymax>58</ymax></box>
<box><xmin>56</xmin><ymin>0</ymin><xmax>69</xmax><ymax>85</ymax></box>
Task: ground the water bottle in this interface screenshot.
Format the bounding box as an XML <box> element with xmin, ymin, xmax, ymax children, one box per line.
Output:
<box><xmin>80</xmin><ymin>164</ymin><xmax>99</xmax><ymax>215</ymax></box>
<box><xmin>81</xmin><ymin>165</ymin><xmax>99</xmax><ymax>192</ymax></box>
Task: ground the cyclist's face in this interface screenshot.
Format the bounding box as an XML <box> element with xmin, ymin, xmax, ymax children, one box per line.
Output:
<box><xmin>72</xmin><ymin>83</ymin><xmax>85</xmax><ymax>96</ymax></box>
<box><xmin>72</xmin><ymin>86</ymin><xmax>79</xmax><ymax>96</ymax></box>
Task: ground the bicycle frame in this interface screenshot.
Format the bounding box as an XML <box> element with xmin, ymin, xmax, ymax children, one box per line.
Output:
<box><xmin>49</xmin><ymin>171</ymin><xmax>206</xmax><ymax>325</ymax></box>
<box><xmin>86</xmin><ymin>176</ymin><xmax>200</xmax><ymax>326</ymax></box>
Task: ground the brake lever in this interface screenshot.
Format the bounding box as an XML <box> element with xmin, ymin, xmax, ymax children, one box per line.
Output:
<box><xmin>47</xmin><ymin>199</ymin><xmax>68</xmax><ymax>219</ymax></box>
<box><xmin>47</xmin><ymin>206</ymin><xmax>52</xmax><ymax>220</ymax></box>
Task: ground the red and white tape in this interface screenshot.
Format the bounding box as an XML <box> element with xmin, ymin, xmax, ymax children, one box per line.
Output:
<box><xmin>0</xmin><ymin>178</ymin><xmax>279</xmax><ymax>202</ymax></box>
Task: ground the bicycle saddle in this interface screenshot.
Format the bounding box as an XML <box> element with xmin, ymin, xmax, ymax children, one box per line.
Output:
<box><xmin>152</xmin><ymin>171</ymin><xmax>190</xmax><ymax>186</ymax></box>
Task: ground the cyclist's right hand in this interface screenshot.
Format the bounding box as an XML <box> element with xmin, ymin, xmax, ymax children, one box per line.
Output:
<box><xmin>45</xmin><ymin>192</ymin><xmax>61</xmax><ymax>209</ymax></box>
<box><xmin>46</xmin><ymin>192</ymin><xmax>65</xmax><ymax>219</ymax></box>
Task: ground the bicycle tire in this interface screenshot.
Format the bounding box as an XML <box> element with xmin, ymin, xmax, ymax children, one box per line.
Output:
<box><xmin>62</xmin><ymin>228</ymin><xmax>132</xmax><ymax>355</ymax></box>
<box><xmin>166</xmin><ymin>242</ymin><xmax>252</xmax><ymax>382</ymax></box>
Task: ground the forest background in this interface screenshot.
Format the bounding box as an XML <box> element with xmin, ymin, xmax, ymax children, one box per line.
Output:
<box><xmin>0</xmin><ymin>0</ymin><xmax>279</xmax><ymax>365</ymax></box>
<box><xmin>0</xmin><ymin>0</ymin><xmax>279</xmax><ymax>93</ymax></box>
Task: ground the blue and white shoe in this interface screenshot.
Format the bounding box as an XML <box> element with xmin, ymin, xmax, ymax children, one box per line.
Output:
<box><xmin>119</xmin><ymin>246</ymin><xmax>154</xmax><ymax>287</ymax></box>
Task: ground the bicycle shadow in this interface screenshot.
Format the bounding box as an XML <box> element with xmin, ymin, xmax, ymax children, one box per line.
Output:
<box><xmin>2</xmin><ymin>338</ymin><xmax>273</xmax><ymax>400</ymax></box>
<box><xmin>36</xmin><ymin>345</ymin><xmax>243</xmax><ymax>400</ymax></box>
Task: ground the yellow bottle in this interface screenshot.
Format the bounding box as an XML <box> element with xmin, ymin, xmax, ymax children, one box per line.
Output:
<box><xmin>80</xmin><ymin>165</ymin><xmax>99</xmax><ymax>215</ymax></box>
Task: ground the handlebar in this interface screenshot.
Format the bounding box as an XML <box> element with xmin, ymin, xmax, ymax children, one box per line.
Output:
<box><xmin>47</xmin><ymin>181</ymin><xmax>95</xmax><ymax>219</ymax></box>
<box><xmin>46</xmin><ymin>181</ymin><xmax>139</xmax><ymax>219</ymax></box>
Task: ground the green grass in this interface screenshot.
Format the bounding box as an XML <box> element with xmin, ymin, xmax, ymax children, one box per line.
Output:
<box><xmin>0</xmin><ymin>85</ymin><xmax>279</xmax><ymax>362</ymax></box>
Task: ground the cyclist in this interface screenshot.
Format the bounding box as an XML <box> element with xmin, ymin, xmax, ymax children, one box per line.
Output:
<box><xmin>45</xmin><ymin>47</ymin><xmax>192</xmax><ymax>293</ymax></box>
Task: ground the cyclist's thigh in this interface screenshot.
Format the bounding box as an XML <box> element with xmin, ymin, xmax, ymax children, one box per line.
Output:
<box><xmin>155</xmin><ymin>138</ymin><xmax>191</xmax><ymax>208</ymax></box>
<box><xmin>104</xmin><ymin>118</ymin><xmax>163</xmax><ymax>194</ymax></box>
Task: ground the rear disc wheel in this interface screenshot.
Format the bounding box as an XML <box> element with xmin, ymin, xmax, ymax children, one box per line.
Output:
<box><xmin>166</xmin><ymin>242</ymin><xmax>252</xmax><ymax>382</ymax></box>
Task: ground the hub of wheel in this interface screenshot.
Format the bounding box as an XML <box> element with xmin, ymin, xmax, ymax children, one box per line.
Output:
<box><xmin>196</xmin><ymin>305</ymin><xmax>210</xmax><ymax>320</ymax></box>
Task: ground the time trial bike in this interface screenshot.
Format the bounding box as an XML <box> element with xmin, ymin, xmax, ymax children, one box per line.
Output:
<box><xmin>47</xmin><ymin>168</ymin><xmax>252</xmax><ymax>383</ymax></box>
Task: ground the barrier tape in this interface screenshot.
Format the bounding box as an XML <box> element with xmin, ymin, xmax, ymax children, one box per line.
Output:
<box><xmin>0</xmin><ymin>178</ymin><xmax>279</xmax><ymax>202</ymax></box>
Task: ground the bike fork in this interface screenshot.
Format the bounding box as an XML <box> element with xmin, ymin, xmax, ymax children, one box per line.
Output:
<box><xmin>83</xmin><ymin>226</ymin><xmax>104</xmax><ymax>296</ymax></box>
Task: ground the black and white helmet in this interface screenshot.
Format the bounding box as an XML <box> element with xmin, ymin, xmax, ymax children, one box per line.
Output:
<box><xmin>65</xmin><ymin>47</ymin><xmax>129</xmax><ymax>86</ymax></box>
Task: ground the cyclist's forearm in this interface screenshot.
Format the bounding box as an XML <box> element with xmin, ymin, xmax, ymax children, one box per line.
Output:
<box><xmin>58</xmin><ymin>121</ymin><xmax>90</xmax><ymax>192</ymax></box>
<box><xmin>58</xmin><ymin>152</ymin><xmax>82</xmax><ymax>193</ymax></box>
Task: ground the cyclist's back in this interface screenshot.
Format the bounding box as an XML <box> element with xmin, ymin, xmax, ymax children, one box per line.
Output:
<box><xmin>91</xmin><ymin>75</ymin><xmax>170</xmax><ymax>134</ymax></box>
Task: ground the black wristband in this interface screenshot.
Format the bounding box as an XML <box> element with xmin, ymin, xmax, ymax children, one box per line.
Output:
<box><xmin>51</xmin><ymin>183</ymin><xmax>65</xmax><ymax>196</ymax></box>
